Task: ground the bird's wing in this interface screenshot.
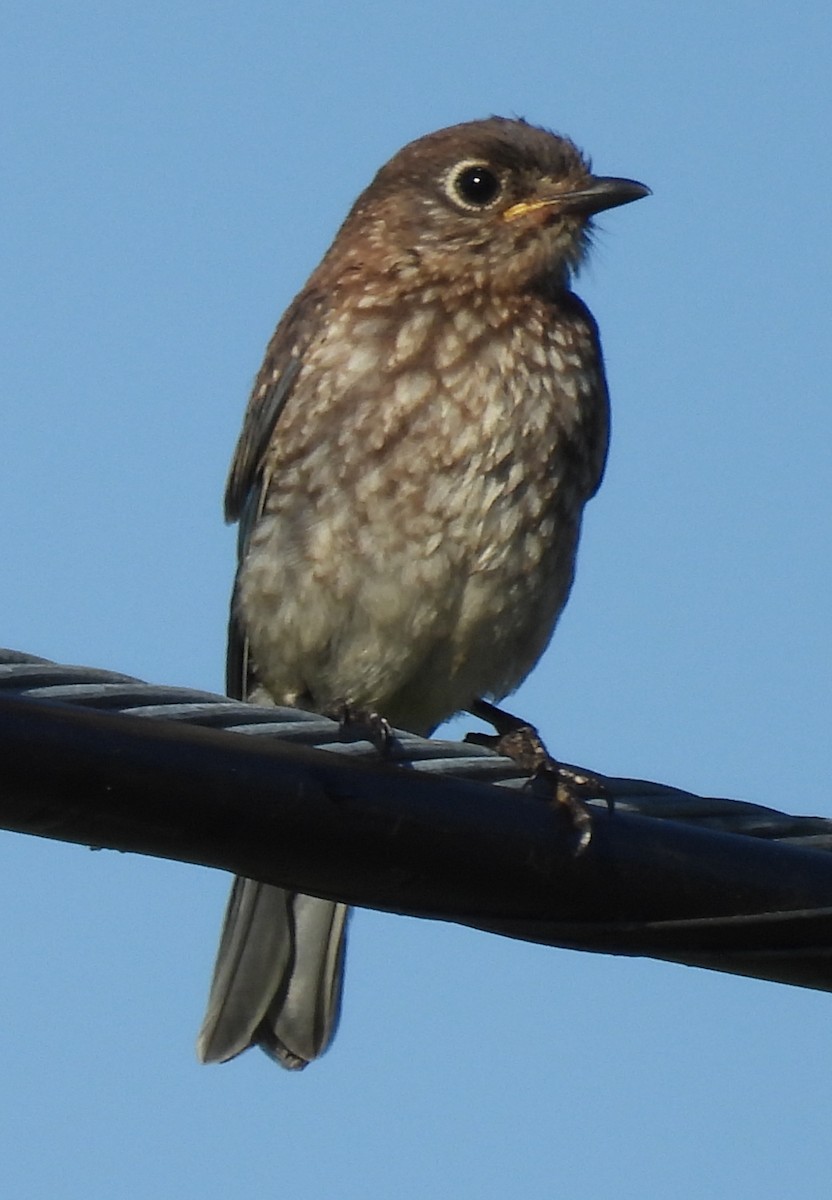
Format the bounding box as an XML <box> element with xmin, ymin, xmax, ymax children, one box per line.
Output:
<box><xmin>561</xmin><ymin>291</ymin><xmax>611</xmax><ymax>501</ymax></box>
<box><xmin>223</xmin><ymin>288</ymin><xmax>327</xmax><ymax>700</ymax></box>
<box><xmin>225</xmin><ymin>287</ymin><xmax>328</xmax><ymax>524</ymax></box>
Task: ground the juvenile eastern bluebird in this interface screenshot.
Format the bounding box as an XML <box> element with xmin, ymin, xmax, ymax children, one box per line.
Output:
<box><xmin>197</xmin><ymin>117</ymin><xmax>649</xmax><ymax>1069</ymax></box>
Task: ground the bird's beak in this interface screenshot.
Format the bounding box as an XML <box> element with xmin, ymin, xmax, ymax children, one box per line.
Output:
<box><xmin>503</xmin><ymin>176</ymin><xmax>651</xmax><ymax>222</ymax></box>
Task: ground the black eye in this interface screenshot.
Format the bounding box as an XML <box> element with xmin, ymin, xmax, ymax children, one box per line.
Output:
<box><xmin>445</xmin><ymin>161</ymin><xmax>502</xmax><ymax>211</ymax></box>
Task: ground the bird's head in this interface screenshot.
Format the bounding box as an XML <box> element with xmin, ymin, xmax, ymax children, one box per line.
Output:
<box><xmin>321</xmin><ymin>117</ymin><xmax>649</xmax><ymax>296</ymax></box>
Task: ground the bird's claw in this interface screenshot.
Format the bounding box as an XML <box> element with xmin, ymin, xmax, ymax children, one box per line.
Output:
<box><xmin>334</xmin><ymin>704</ymin><xmax>395</xmax><ymax>757</ymax></box>
<box><xmin>532</xmin><ymin>759</ymin><xmax>603</xmax><ymax>854</ymax></box>
<box><xmin>465</xmin><ymin>700</ymin><xmax>611</xmax><ymax>853</ymax></box>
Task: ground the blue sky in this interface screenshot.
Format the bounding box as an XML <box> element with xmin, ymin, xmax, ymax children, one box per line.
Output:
<box><xmin>2</xmin><ymin>3</ymin><xmax>831</xmax><ymax>1197</ymax></box>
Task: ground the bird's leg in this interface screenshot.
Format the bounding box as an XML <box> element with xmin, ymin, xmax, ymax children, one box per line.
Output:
<box><xmin>331</xmin><ymin>703</ymin><xmax>396</xmax><ymax>757</ymax></box>
<box><xmin>465</xmin><ymin>698</ymin><xmax>610</xmax><ymax>851</ymax></box>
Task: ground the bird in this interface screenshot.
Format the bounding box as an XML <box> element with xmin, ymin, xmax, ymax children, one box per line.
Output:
<box><xmin>197</xmin><ymin>117</ymin><xmax>649</xmax><ymax>1070</ymax></box>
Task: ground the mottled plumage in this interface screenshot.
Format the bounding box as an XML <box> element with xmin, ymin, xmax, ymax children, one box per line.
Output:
<box><xmin>198</xmin><ymin>118</ymin><xmax>648</xmax><ymax>1069</ymax></box>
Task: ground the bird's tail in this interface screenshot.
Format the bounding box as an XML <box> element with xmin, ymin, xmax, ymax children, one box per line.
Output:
<box><xmin>197</xmin><ymin>877</ymin><xmax>348</xmax><ymax>1069</ymax></box>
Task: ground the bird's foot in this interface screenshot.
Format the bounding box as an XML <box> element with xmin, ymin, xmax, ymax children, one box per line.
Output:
<box><xmin>332</xmin><ymin>704</ymin><xmax>395</xmax><ymax>757</ymax></box>
<box><xmin>465</xmin><ymin>699</ymin><xmax>610</xmax><ymax>853</ymax></box>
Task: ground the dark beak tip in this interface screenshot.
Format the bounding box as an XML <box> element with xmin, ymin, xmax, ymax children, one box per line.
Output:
<box><xmin>572</xmin><ymin>175</ymin><xmax>651</xmax><ymax>217</ymax></box>
<box><xmin>600</xmin><ymin>177</ymin><xmax>652</xmax><ymax>204</ymax></box>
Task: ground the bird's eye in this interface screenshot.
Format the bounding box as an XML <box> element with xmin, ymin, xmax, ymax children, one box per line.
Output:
<box><xmin>444</xmin><ymin>161</ymin><xmax>503</xmax><ymax>211</ymax></box>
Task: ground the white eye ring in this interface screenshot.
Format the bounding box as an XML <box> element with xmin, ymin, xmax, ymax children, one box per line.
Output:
<box><xmin>443</xmin><ymin>160</ymin><xmax>504</xmax><ymax>212</ymax></box>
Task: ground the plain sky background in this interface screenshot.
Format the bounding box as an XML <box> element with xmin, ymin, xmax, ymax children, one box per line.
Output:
<box><xmin>2</xmin><ymin>3</ymin><xmax>831</xmax><ymax>1197</ymax></box>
